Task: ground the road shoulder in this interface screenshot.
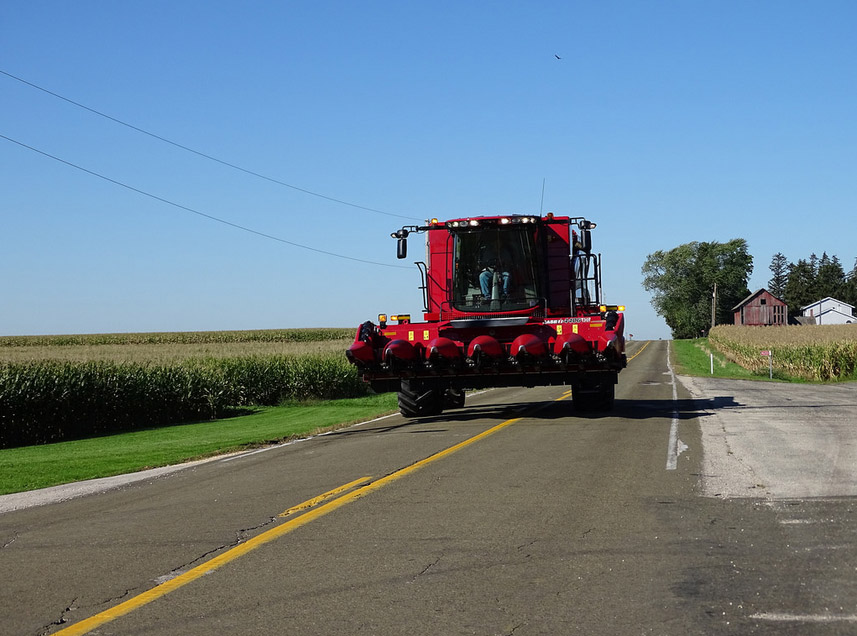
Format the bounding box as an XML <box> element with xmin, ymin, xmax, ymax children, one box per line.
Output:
<box><xmin>677</xmin><ymin>374</ymin><xmax>857</xmax><ymax>499</ymax></box>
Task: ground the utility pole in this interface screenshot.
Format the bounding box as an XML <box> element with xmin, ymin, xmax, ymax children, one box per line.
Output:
<box><xmin>711</xmin><ymin>282</ymin><xmax>717</xmax><ymax>330</ymax></box>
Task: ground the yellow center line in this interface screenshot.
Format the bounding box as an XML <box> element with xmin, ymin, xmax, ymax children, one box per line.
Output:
<box><xmin>54</xmin><ymin>411</ymin><xmax>533</xmax><ymax>635</ymax></box>
<box><xmin>626</xmin><ymin>340</ymin><xmax>650</xmax><ymax>362</ymax></box>
<box><xmin>278</xmin><ymin>476</ymin><xmax>371</xmax><ymax>517</ymax></box>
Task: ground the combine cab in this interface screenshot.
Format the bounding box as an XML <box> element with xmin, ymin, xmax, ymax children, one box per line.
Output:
<box><xmin>346</xmin><ymin>214</ymin><xmax>626</xmax><ymax>417</ymax></box>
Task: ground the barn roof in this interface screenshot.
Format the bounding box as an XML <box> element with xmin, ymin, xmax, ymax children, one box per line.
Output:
<box><xmin>731</xmin><ymin>288</ymin><xmax>785</xmax><ymax>311</ymax></box>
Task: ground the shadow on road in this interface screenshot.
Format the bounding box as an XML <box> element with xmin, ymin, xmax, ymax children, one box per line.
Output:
<box><xmin>331</xmin><ymin>394</ymin><xmax>741</xmax><ymax>435</ymax></box>
<box><xmin>513</xmin><ymin>396</ymin><xmax>740</xmax><ymax>421</ymax></box>
<box><xmin>615</xmin><ymin>396</ymin><xmax>739</xmax><ymax>420</ymax></box>
<box><xmin>325</xmin><ymin>402</ymin><xmax>552</xmax><ymax>436</ymax></box>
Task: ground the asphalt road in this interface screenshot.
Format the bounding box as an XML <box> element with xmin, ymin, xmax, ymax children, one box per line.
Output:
<box><xmin>2</xmin><ymin>340</ymin><xmax>856</xmax><ymax>635</ymax></box>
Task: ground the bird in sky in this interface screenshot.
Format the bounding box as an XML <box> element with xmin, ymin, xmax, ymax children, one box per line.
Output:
<box><xmin>554</xmin><ymin>54</ymin><xmax>562</xmax><ymax>60</ymax></box>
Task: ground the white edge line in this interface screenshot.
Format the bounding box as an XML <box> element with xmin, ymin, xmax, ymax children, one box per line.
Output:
<box><xmin>751</xmin><ymin>612</ymin><xmax>857</xmax><ymax>623</ymax></box>
<box><xmin>218</xmin><ymin>411</ymin><xmax>401</xmax><ymax>462</ymax></box>
<box><xmin>0</xmin><ymin>411</ymin><xmax>404</xmax><ymax>513</ymax></box>
<box><xmin>1</xmin><ymin>389</ymin><xmax>499</xmax><ymax>513</ymax></box>
<box><xmin>666</xmin><ymin>342</ymin><xmax>680</xmax><ymax>470</ymax></box>
<box><xmin>222</xmin><ymin>389</ymin><xmax>498</xmax><ymax>463</ymax></box>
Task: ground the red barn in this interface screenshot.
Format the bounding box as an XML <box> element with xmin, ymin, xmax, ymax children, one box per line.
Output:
<box><xmin>732</xmin><ymin>289</ymin><xmax>788</xmax><ymax>326</ymax></box>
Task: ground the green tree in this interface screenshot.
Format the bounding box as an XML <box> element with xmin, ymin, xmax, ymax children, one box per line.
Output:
<box><xmin>815</xmin><ymin>252</ymin><xmax>846</xmax><ymax>299</ymax></box>
<box><xmin>844</xmin><ymin>259</ymin><xmax>857</xmax><ymax>307</ymax></box>
<box><xmin>809</xmin><ymin>253</ymin><xmax>819</xmax><ymax>276</ymax></box>
<box><xmin>783</xmin><ymin>259</ymin><xmax>816</xmax><ymax>316</ymax></box>
<box><xmin>642</xmin><ymin>239</ymin><xmax>753</xmax><ymax>339</ymax></box>
<box><xmin>768</xmin><ymin>252</ymin><xmax>789</xmax><ymax>299</ymax></box>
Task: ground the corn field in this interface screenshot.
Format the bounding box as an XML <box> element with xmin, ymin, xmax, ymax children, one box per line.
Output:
<box><xmin>0</xmin><ymin>328</ymin><xmax>353</xmax><ymax>349</ymax></box>
<box><xmin>708</xmin><ymin>324</ymin><xmax>857</xmax><ymax>381</ymax></box>
<box><xmin>0</xmin><ymin>329</ymin><xmax>366</xmax><ymax>448</ymax></box>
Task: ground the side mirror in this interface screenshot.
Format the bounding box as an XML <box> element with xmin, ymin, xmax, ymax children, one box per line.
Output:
<box><xmin>392</xmin><ymin>228</ymin><xmax>410</xmax><ymax>259</ymax></box>
<box><xmin>582</xmin><ymin>229</ymin><xmax>592</xmax><ymax>253</ymax></box>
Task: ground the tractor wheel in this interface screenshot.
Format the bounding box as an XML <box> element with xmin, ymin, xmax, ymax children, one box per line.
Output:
<box><xmin>398</xmin><ymin>381</ymin><xmax>445</xmax><ymax>418</ymax></box>
<box><xmin>444</xmin><ymin>388</ymin><xmax>466</xmax><ymax>409</ymax></box>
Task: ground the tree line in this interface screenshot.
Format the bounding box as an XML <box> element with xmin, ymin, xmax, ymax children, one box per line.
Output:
<box><xmin>642</xmin><ymin>239</ymin><xmax>753</xmax><ymax>339</ymax></box>
<box><xmin>642</xmin><ymin>240</ymin><xmax>856</xmax><ymax>339</ymax></box>
<box><xmin>768</xmin><ymin>252</ymin><xmax>857</xmax><ymax>315</ymax></box>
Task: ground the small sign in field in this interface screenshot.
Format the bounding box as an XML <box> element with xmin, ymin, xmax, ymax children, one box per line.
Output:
<box><xmin>760</xmin><ymin>350</ymin><xmax>772</xmax><ymax>378</ymax></box>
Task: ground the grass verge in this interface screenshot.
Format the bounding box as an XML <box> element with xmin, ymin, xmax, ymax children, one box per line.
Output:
<box><xmin>671</xmin><ymin>338</ymin><xmax>787</xmax><ymax>381</ymax></box>
<box><xmin>0</xmin><ymin>393</ymin><xmax>398</xmax><ymax>495</ymax></box>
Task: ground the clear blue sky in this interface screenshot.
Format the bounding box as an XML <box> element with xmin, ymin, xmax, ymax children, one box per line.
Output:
<box><xmin>2</xmin><ymin>2</ymin><xmax>855</xmax><ymax>339</ymax></box>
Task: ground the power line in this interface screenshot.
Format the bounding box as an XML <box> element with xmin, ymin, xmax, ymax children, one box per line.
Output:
<box><xmin>0</xmin><ymin>69</ymin><xmax>420</xmax><ymax>221</ymax></box>
<box><xmin>0</xmin><ymin>133</ymin><xmax>411</xmax><ymax>270</ymax></box>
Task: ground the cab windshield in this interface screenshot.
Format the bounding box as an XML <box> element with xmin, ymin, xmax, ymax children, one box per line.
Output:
<box><xmin>451</xmin><ymin>226</ymin><xmax>542</xmax><ymax>312</ymax></box>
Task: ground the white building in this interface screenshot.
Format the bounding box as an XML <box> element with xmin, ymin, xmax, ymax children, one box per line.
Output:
<box><xmin>801</xmin><ymin>297</ymin><xmax>855</xmax><ymax>325</ymax></box>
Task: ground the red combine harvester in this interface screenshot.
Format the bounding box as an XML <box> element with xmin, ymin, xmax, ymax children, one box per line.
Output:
<box><xmin>346</xmin><ymin>214</ymin><xmax>626</xmax><ymax>417</ymax></box>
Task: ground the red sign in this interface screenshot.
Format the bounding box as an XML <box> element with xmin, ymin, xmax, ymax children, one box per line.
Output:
<box><xmin>760</xmin><ymin>350</ymin><xmax>771</xmax><ymax>356</ymax></box>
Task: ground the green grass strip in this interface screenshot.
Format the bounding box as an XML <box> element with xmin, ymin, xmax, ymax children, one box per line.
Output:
<box><xmin>671</xmin><ymin>338</ymin><xmax>787</xmax><ymax>381</ymax></box>
<box><xmin>0</xmin><ymin>394</ymin><xmax>398</xmax><ymax>495</ymax></box>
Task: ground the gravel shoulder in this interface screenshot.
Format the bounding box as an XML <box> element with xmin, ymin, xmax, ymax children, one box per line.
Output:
<box><xmin>678</xmin><ymin>374</ymin><xmax>857</xmax><ymax>499</ymax></box>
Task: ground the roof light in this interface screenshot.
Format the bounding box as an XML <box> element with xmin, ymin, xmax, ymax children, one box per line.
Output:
<box><xmin>391</xmin><ymin>314</ymin><xmax>411</xmax><ymax>323</ymax></box>
<box><xmin>500</xmin><ymin>217</ymin><xmax>511</xmax><ymax>225</ymax></box>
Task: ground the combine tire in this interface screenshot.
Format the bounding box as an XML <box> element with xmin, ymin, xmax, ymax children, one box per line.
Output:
<box><xmin>398</xmin><ymin>381</ymin><xmax>445</xmax><ymax>418</ymax></box>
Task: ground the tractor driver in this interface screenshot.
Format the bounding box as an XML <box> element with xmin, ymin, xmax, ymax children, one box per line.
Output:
<box><xmin>479</xmin><ymin>243</ymin><xmax>513</xmax><ymax>302</ymax></box>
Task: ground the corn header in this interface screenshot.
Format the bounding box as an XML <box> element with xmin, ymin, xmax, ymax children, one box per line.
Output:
<box><xmin>346</xmin><ymin>214</ymin><xmax>626</xmax><ymax>417</ymax></box>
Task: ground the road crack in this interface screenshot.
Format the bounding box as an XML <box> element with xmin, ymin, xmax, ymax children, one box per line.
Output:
<box><xmin>154</xmin><ymin>516</ymin><xmax>280</xmax><ymax>585</ymax></box>
<box><xmin>410</xmin><ymin>555</ymin><xmax>442</xmax><ymax>582</ymax></box>
<box><xmin>517</xmin><ymin>539</ymin><xmax>537</xmax><ymax>559</ymax></box>
<box><xmin>40</xmin><ymin>587</ymin><xmax>142</xmax><ymax>635</ymax></box>
<box><xmin>39</xmin><ymin>598</ymin><xmax>78</xmax><ymax>635</ymax></box>
<box><xmin>157</xmin><ymin>542</ymin><xmax>240</xmax><ymax>584</ymax></box>
<box><xmin>237</xmin><ymin>516</ymin><xmax>279</xmax><ymax>541</ymax></box>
